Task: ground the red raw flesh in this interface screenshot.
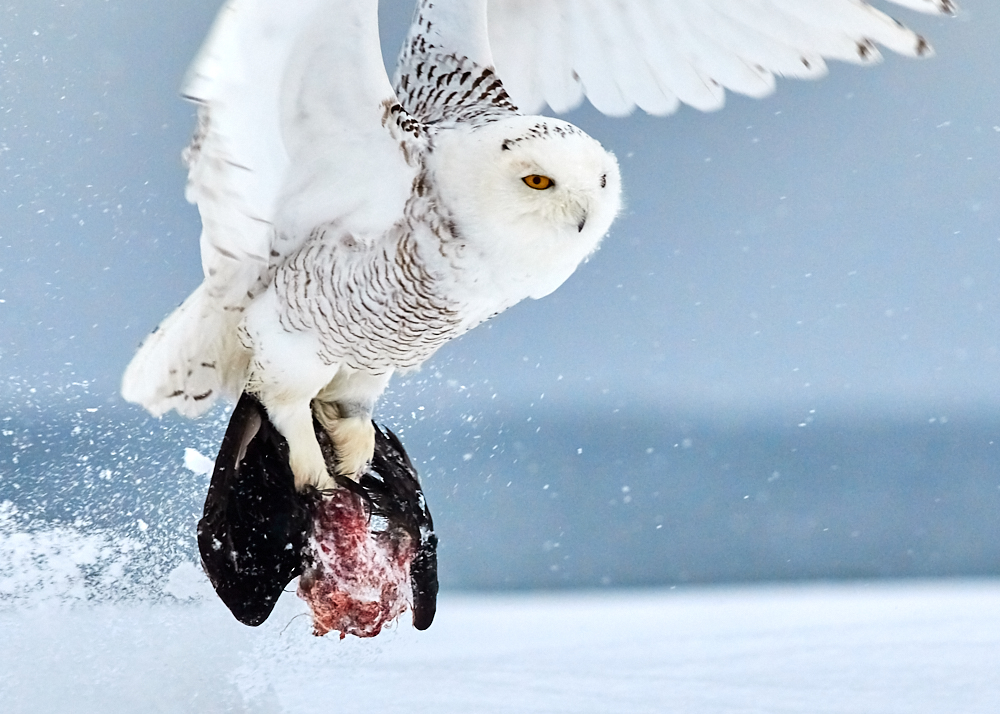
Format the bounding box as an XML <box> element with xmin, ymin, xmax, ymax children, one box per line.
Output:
<box><xmin>297</xmin><ymin>488</ymin><xmax>415</xmax><ymax>638</ymax></box>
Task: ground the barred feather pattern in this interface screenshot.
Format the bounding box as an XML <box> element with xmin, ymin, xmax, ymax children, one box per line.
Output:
<box><xmin>393</xmin><ymin>5</ymin><xmax>519</xmax><ymax>126</ymax></box>
<box><xmin>184</xmin><ymin>105</ymin><xmax>274</xmax><ymax>310</ymax></box>
<box><xmin>272</xmin><ymin>173</ymin><xmax>471</xmax><ymax>373</ymax></box>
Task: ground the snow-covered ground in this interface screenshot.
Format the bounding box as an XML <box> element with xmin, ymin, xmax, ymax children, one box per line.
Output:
<box><xmin>2</xmin><ymin>567</ymin><xmax>998</xmax><ymax>713</ymax></box>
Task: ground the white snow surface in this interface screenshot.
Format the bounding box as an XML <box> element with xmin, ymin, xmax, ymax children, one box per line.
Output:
<box><xmin>2</xmin><ymin>505</ymin><xmax>998</xmax><ymax>711</ymax></box>
<box><xmin>2</xmin><ymin>563</ymin><xmax>999</xmax><ymax>713</ymax></box>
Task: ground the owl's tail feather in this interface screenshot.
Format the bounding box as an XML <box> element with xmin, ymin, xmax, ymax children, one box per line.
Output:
<box><xmin>122</xmin><ymin>283</ymin><xmax>250</xmax><ymax>419</ymax></box>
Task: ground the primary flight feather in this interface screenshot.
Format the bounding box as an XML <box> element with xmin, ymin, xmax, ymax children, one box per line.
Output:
<box><xmin>122</xmin><ymin>0</ymin><xmax>952</xmax><ymax>490</ymax></box>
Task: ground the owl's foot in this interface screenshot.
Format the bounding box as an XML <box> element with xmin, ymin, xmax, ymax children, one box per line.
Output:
<box><xmin>290</xmin><ymin>439</ymin><xmax>336</xmax><ymax>492</ymax></box>
<box><xmin>313</xmin><ymin>401</ymin><xmax>375</xmax><ymax>481</ymax></box>
<box><xmin>267</xmin><ymin>401</ymin><xmax>336</xmax><ymax>492</ymax></box>
<box><xmin>329</xmin><ymin>416</ymin><xmax>376</xmax><ymax>480</ymax></box>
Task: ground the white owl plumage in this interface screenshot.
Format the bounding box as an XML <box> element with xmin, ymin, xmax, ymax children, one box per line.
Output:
<box><xmin>122</xmin><ymin>0</ymin><xmax>953</xmax><ymax>490</ymax></box>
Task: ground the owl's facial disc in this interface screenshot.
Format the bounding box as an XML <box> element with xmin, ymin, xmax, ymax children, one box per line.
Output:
<box><xmin>430</xmin><ymin>115</ymin><xmax>621</xmax><ymax>300</ymax></box>
<box><xmin>504</xmin><ymin>141</ymin><xmax>609</xmax><ymax>231</ymax></box>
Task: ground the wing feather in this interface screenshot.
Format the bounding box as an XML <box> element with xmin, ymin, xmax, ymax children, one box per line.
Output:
<box><xmin>681</xmin><ymin>4</ymin><xmax>826</xmax><ymax>81</ymax></box>
<box><xmin>182</xmin><ymin>0</ymin><xmax>411</xmax><ymax>307</ymax></box>
<box><xmin>663</xmin><ymin>3</ymin><xmax>777</xmax><ymax>102</ymax></box>
<box><xmin>640</xmin><ymin>1</ymin><xmax>729</xmax><ymax>112</ymax></box>
<box><xmin>488</xmin><ymin>0</ymin><xmax>954</xmax><ymax>116</ymax></box>
<box><xmin>537</xmin><ymin>0</ymin><xmax>583</xmax><ymax>114</ymax></box>
<box><xmin>593</xmin><ymin>2</ymin><xmax>673</xmax><ymax>117</ymax></box>
<box><xmin>124</xmin><ymin>0</ymin><xmax>417</xmax><ymax>418</ymax></box>
<box><xmin>568</xmin><ymin>1</ymin><xmax>632</xmax><ymax>116</ymax></box>
<box><xmin>393</xmin><ymin>0</ymin><xmax>518</xmax><ymax>123</ymax></box>
<box><xmin>486</xmin><ymin>0</ymin><xmax>543</xmax><ymax>111</ymax></box>
<box><xmin>884</xmin><ymin>0</ymin><xmax>957</xmax><ymax>17</ymax></box>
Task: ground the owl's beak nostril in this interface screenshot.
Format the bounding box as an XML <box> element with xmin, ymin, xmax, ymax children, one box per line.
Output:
<box><xmin>577</xmin><ymin>216</ymin><xmax>587</xmax><ymax>232</ymax></box>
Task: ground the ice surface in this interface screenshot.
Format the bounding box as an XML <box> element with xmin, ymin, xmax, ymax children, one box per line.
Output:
<box><xmin>2</xmin><ymin>540</ymin><xmax>999</xmax><ymax>714</ymax></box>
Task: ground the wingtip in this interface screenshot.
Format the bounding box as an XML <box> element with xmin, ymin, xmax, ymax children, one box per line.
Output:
<box><xmin>915</xmin><ymin>35</ymin><xmax>936</xmax><ymax>59</ymax></box>
<box><xmin>887</xmin><ymin>0</ymin><xmax>958</xmax><ymax>17</ymax></box>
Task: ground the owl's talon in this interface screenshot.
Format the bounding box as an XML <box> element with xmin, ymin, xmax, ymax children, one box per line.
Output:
<box><xmin>327</xmin><ymin>416</ymin><xmax>376</xmax><ymax>482</ymax></box>
<box><xmin>265</xmin><ymin>400</ymin><xmax>336</xmax><ymax>492</ymax></box>
<box><xmin>290</xmin><ymin>442</ymin><xmax>336</xmax><ymax>492</ymax></box>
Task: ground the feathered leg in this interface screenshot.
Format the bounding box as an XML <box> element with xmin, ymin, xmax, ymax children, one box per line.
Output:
<box><xmin>313</xmin><ymin>368</ymin><xmax>393</xmax><ymax>479</ymax></box>
<box><xmin>242</xmin><ymin>293</ymin><xmax>394</xmax><ymax>490</ymax></box>
<box><xmin>267</xmin><ymin>399</ymin><xmax>333</xmax><ymax>491</ymax></box>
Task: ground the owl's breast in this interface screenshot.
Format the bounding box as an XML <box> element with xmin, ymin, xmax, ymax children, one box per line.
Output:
<box><xmin>271</xmin><ymin>224</ymin><xmax>480</xmax><ymax>372</ymax></box>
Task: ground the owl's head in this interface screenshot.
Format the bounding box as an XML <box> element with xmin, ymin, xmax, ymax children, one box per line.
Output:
<box><xmin>429</xmin><ymin>115</ymin><xmax>621</xmax><ymax>301</ymax></box>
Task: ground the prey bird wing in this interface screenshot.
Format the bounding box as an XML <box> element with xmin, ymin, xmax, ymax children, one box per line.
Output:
<box><xmin>121</xmin><ymin>0</ymin><xmax>421</xmax><ymax>419</ymax></box>
<box><xmin>486</xmin><ymin>0</ymin><xmax>956</xmax><ymax>117</ymax></box>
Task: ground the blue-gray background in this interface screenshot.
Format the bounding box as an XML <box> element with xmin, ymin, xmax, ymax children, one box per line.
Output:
<box><xmin>1</xmin><ymin>1</ymin><xmax>998</xmax><ymax>589</ymax></box>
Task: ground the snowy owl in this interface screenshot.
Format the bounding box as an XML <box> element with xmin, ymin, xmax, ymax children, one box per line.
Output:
<box><xmin>122</xmin><ymin>0</ymin><xmax>953</xmax><ymax>491</ymax></box>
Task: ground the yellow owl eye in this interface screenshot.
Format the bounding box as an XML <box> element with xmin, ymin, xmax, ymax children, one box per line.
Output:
<box><xmin>522</xmin><ymin>174</ymin><xmax>554</xmax><ymax>190</ymax></box>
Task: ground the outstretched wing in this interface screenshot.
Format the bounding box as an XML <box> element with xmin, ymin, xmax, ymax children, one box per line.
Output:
<box><xmin>123</xmin><ymin>0</ymin><xmax>421</xmax><ymax>418</ymax></box>
<box><xmin>486</xmin><ymin>0</ymin><xmax>956</xmax><ymax>116</ymax></box>
<box><xmin>184</xmin><ymin>0</ymin><xmax>417</xmax><ymax>309</ymax></box>
<box><xmin>181</xmin><ymin>0</ymin><xmax>307</xmax><ymax>311</ymax></box>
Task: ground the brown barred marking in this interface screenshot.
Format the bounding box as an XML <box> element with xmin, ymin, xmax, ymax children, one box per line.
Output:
<box><xmin>182</xmin><ymin>106</ymin><xmax>210</xmax><ymax>170</ymax></box>
<box><xmin>273</xmin><ymin>202</ymin><xmax>466</xmax><ymax>372</ymax></box>
<box><xmin>263</xmin><ymin>1</ymin><xmax>543</xmax><ymax>380</ymax></box>
<box><xmin>392</xmin><ymin>12</ymin><xmax>518</xmax><ymax>128</ymax></box>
